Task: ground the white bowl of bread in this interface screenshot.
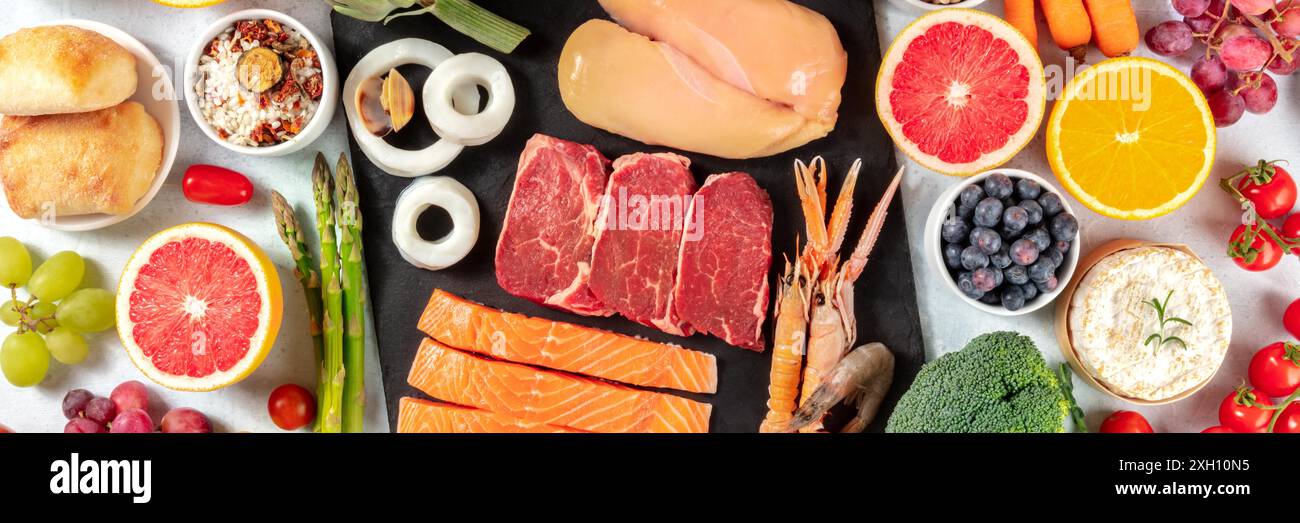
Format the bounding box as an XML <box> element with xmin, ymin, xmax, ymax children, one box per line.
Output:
<box><xmin>0</xmin><ymin>20</ymin><xmax>178</xmax><ymax>231</ymax></box>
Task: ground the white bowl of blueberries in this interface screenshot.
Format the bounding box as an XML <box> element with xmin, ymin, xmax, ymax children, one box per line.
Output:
<box><xmin>924</xmin><ymin>169</ymin><xmax>1080</xmax><ymax>316</ymax></box>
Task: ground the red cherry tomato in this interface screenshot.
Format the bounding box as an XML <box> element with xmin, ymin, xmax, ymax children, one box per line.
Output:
<box><xmin>1218</xmin><ymin>387</ymin><xmax>1274</xmax><ymax>433</ymax></box>
<box><xmin>1237</xmin><ymin>163</ymin><xmax>1297</xmax><ymax>219</ymax></box>
<box><xmin>1283</xmin><ymin>214</ymin><xmax>1300</xmax><ymax>255</ymax></box>
<box><xmin>1286</xmin><ymin>299</ymin><xmax>1300</xmax><ymax>340</ymax></box>
<box><xmin>268</xmin><ymin>384</ymin><xmax>316</xmax><ymax>431</ymax></box>
<box><xmin>0</xmin><ymin>423</ymin><xmax>11</xmax><ymax>433</ymax></box>
<box><xmin>1099</xmin><ymin>410</ymin><xmax>1154</xmax><ymax>433</ymax></box>
<box><xmin>182</xmin><ymin>165</ymin><xmax>254</xmax><ymax>206</ymax></box>
<box><xmin>1228</xmin><ymin>223</ymin><xmax>1284</xmax><ymax>271</ymax></box>
<box><xmin>1201</xmin><ymin>426</ymin><xmax>1234</xmax><ymax>433</ymax></box>
<box><xmin>1275</xmin><ymin>402</ymin><xmax>1300</xmax><ymax>433</ymax></box>
<box><xmin>1248</xmin><ymin>342</ymin><xmax>1300</xmax><ymax>398</ymax></box>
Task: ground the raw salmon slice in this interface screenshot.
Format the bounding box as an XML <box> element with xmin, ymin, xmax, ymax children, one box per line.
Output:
<box><xmin>397</xmin><ymin>397</ymin><xmax>581</xmax><ymax>433</ymax></box>
<box><xmin>418</xmin><ymin>289</ymin><xmax>717</xmax><ymax>394</ymax></box>
<box><xmin>408</xmin><ymin>339</ymin><xmax>712</xmax><ymax>433</ymax></box>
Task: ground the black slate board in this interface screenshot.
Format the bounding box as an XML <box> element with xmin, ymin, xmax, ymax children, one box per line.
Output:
<box><xmin>330</xmin><ymin>0</ymin><xmax>925</xmax><ymax>433</ymax></box>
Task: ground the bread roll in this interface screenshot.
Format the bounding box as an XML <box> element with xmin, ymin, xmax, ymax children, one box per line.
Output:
<box><xmin>0</xmin><ymin>101</ymin><xmax>162</xmax><ymax>218</ymax></box>
<box><xmin>0</xmin><ymin>25</ymin><xmax>138</xmax><ymax>115</ymax></box>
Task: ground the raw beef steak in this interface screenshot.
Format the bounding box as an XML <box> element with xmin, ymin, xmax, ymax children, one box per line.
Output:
<box><xmin>672</xmin><ymin>172</ymin><xmax>773</xmax><ymax>351</ymax></box>
<box><xmin>588</xmin><ymin>153</ymin><xmax>697</xmax><ymax>335</ymax></box>
<box><xmin>496</xmin><ymin>134</ymin><xmax>612</xmax><ymax>316</ymax></box>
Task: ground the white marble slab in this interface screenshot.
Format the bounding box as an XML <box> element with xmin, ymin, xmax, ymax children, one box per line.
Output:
<box><xmin>0</xmin><ymin>0</ymin><xmax>388</xmax><ymax>433</ymax></box>
<box><xmin>878</xmin><ymin>0</ymin><xmax>1300</xmax><ymax>432</ymax></box>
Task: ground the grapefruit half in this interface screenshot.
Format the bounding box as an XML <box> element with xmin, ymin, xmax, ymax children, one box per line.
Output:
<box><xmin>117</xmin><ymin>223</ymin><xmax>282</xmax><ymax>391</ymax></box>
<box><xmin>876</xmin><ymin>9</ymin><xmax>1045</xmax><ymax>176</ymax></box>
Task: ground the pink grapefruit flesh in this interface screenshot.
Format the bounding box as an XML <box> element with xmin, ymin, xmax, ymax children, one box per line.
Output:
<box><xmin>876</xmin><ymin>9</ymin><xmax>1045</xmax><ymax>176</ymax></box>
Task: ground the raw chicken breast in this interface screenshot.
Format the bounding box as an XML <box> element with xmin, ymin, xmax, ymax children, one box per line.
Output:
<box><xmin>559</xmin><ymin>20</ymin><xmax>830</xmax><ymax>160</ymax></box>
<box><xmin>598</xmin><ymin>0</ymin><xmax>846</xmax><ymax>126</ymax></box>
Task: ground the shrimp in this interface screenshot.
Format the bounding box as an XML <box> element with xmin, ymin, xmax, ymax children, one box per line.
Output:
<box><xmin>797</xmin><ymin>167</ymin><xmax>904</xmax><ymax>432</ymax></box>
<box><xmin>785</xmin><ymin>343</ymin><xmax>895</xmax><ymax>434</ymax></box>
<box><xmin>758</xmin><ymin>158</ymin><xmax>829</xmax><ymax>433</ymax></box>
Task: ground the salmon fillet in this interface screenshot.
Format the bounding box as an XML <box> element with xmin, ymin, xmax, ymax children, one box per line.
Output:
<box><xmin>397</xmin><ymin>397</ymin><xmax>581</xmax><ymax>433</ymax></box>
<box><xmin>408</xmin><ymin>339</ymin><xmax>712</xmax><ymax>433</ymax></box>
<box><xmin>418</xmin><ymin>289</ymin><xmax>718</xmax><ymax>394</ymax></box>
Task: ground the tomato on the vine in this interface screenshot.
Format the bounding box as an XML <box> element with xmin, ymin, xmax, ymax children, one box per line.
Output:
<box><xmin>268</xmin><ymin>384</ymin><xmax>316</xmax><ymax>431</ymax></box>
<box><xmin>1228</xmin><ymin>223</ymin><xmax>1284</xmax><ymax>271</ymax></box>
<box><xmin>1249</xmin><ymin>342</ymin><xmax>1300</xmax><ymax>397</ymax></box>
<box><xmin>1218</xmin><ymin>387</ymin><xmax>1274</xmax><ymax>433</ymax></box>
<box><xmin>1099</xmin><ymin>411</ymin><xmax>1154</xmax><ymax>433</ymax></box>
<box><xmin>182</xmin><ymin>165</ymin><xmax>254</xmax><ymax>206</ymax></box>
<box><xmin>1284</xmin><ymin>214</ymin><xmax>1300</xmax><ymax>254</ymax></box>
<box><xmin>1236</xmin><ymin>162</ymin><xmax>1297</xmax><ymax>220</ymax></box>
<box><xmin>1201</xmin><ymin>426</ymin><xmax>1234</xmax><ymax>433</ymax></box>
<box><xmin>1286</xmin><ymin>298</ymin><xmax>1300</xmax><ymax>341</ymax></box>
<box><xmin>1276</xmin><ymin>403</ymin><xmax>1300</xmax><ymax>433</ymax></box>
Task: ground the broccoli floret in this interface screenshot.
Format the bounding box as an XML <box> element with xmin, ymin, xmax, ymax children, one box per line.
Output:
<box><xmin>886</xmin><ymin>331</ymin><xmax>1070</xmax><ymax>433</ymax></box>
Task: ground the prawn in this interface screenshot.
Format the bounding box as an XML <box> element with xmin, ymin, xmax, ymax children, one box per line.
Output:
<box><xmin>797</xmin><ymin>167</ymin><xmax>904</xmax><ymax>432</ymax></box>
<box><xmin>758</xmin><ymin>158</ymin><xmax>829</xmax><ymax>433</ymax></box>
<box><xmin>786</xmin><ymin>343</ymin><xmax>895</xmax><ymax>433</ymax></box>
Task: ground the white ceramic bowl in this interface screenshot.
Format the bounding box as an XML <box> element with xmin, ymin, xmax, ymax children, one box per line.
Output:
<box><xmin>184</xmin><ymin>9</ymin><xmax>338</xmax><ymax>157</ymax></box>
<box><xmin>0</xmin><ymin>19</ymin><xmax>180</xmax><ymax>232</ymax></box>
<box><xmin>891</xmin><ymin>0</ymin><xmax>989</xmax><ymax>12</ymax></box>
<box><xmin>923</xmin><ymin>168</ymin><xmax>1081</xmax><ymax>316</ymax></box>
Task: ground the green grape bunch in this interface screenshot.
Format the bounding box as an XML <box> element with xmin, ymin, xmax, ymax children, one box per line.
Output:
<box><xmin>0</xmin><ymin>237</ymin><xmax>116</xmax><ymax>387</ymax></box>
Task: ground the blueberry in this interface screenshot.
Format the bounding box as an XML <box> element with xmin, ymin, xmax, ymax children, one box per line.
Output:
<box><xmin>1036</xmin><ymin>275</ymin><xmax>1060</xmax><ymax>294</ymax></box>
<box><xmin>1009</xmin><ymin>239</ymin><xmax>1039</xmax><ymax>266</ymax></box>
<box><xmin>1039</xmin><ymin>192</ymin><xmax>1065</xmax><ymax>217</ymax></box>
<box><xmin>979</xmin><ymin>292</ymin><xmax>1002</xmax><ymax>305</ymax></box>
<box><xmin>1020</xmin><ymin>200</ymin><xmax>1044</xmax><ymax>225</ymax></box>
<box><xmin>1043</xmin><ymin>247</ymin><xmax>1064</xmax><ymax>269</ymax></box>
<box><xmin>1005</xmin><ymin>264</ymin><xmax>1029</xmax><ymax>285</ymax></box>
<box><xmin>1024</xmin><ymin>227</ymin><xmax>1052</xmax><ymax>251</ymax></box>
<box><xmin>1054</xmin><ymin>239</ymin><xmax>1072</xmax><ymax>254</ymax></box>
<box><xmin>943</xmin><ymin>243</ymin><xmax>964</xmax><ymax>270</ymax></box>
<box><xmin>941</xmin><ymin>215</ymin><xmax>970</xmax><ymax>244</ymax></box>
<box><xmin>1002</xmin><ymin>206</ymin><xmax>1029</xmax><ymax>235</ymax></box>
<box><xmin>1028</xmin><ymin>258</ymin><xmax>1055</xmax><ymax>283</ymax></box>
<box><xmin>1050</xmin><ymin>213</ymin><xmax>1079</xmax><ymax>242</ymax></box>
<box><xmin>957</xmin><ymin>203</ymin><xmax>976</xmax><ymax>221</ymax></box>
<box><xmin>972</xmin><ymin>267</ymin><xmax>999</xmax><ymax>292</ymax></box>
<box><xmin>983</xmin><ymin>173</ymin><xmax>1014</xmax><ymax>200</ymax></box>
<box><xmin>970</xmin><ymin>227</ymin><xmax>1001</xmax><ymax>255</ymax></box>
<box><xmin>958</xmin><ymin>184</ymin><xmax>985</xmax><ymax>208</ymax></box>
<box><xmin>1021</xmin><ymin>282</ymin><xmax>1039</xmax><ymax>301</ymax></box>
<box><xmin>1016</xmin><ymin>179</ymin><xmax>1042</xmax><ymax>200</ymax></box>
<box><xmin>991</xmin><ymin>266</ymin><xmax>1005</xmax><ymax>287</ymax></box>
<box><xmin>957</xmin><ymin>271</ymin><xmax>984</xmax><ymax>300</ymax></box>
<box><xmin>1001</xmin><ymin>285</ymin><xmax>1027</xmax><ymax>311</ymax></box>
<box><xmin>990</xmin><ymin>245</ymin><xmax>1012</xmax><ymax>269</ymax></box>
<box><xmin>960</xmin><ymin>246</ymin><xmax>989</xmax><ymax>270</ymax></box>
<box><xmin>973</xmin><ymin>197</ymin><xmax>1004</xmax><ymax>228</ymax></box>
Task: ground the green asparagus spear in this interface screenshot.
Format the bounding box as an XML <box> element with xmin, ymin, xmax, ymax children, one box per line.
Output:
<box><xmin>271</xmin><ymin>191</ymin><xmax>327</xmax><ymax>432</ymax></box>
<box><xmin>334</xmin><ymin>153</ymin><xmax>367</xmax><ymax>433</ymax></box>
<box><xmin>313</xmin><ymin>153</ymin><xmax>345</xmax><ymax>433</ymax></box>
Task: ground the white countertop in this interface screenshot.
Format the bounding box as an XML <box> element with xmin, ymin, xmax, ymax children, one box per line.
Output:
<box><xmin>879</xmin><ymin>0</ymin><xmax>1300</xmax><ymax>432</ymax></box>
<box><xmin>2</xmin><ymin>0</ymin><xmax>1295</xmax><ymax>434</ymax></box>
<box><xmin>0</xmin><ymin>0</ymin><xmax>388</xmax><ymax>433</ymax></box>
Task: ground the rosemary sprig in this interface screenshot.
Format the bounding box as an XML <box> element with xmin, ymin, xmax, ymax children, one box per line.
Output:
<box><xmin>1143</xmin><ymin>291</ymin><xmax>1193</xmax><ymax>350</ymax></box>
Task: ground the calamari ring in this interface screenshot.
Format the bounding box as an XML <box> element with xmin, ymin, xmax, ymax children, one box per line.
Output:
<box><xmin>342</xmin><ymin>39</ymin><xmax>479</xmax><ymax>178</ymax></box>
<box><xmin>392</xmin><ymin>176</ymin><xmax>480</xmax><ymax>271</ymax></box>
<box><xmin>424</xmin><ymin>53</ymin><xmax>516</xmax><ymax>147</ymax></box>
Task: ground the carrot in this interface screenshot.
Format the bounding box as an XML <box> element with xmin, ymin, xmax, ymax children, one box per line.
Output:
<box><xmin>1005</xmin><ymin>0</ymin><xmax>1038</xmax><ymax>48</ymax></box>
<box><xmin>1041</xmin><ymin>0</ymin><xmax>1092</xmax><ymax>63</ymax></box>
<box><xmin>1083</xmin><ymin>0</ymin><xmax>1139</xmax><ymax>57</ymax></box>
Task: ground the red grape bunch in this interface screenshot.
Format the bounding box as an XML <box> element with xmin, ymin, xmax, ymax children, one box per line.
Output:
<box><xmin>1149</xmin><ymin>0</ymin><xmax>1298</xmax><ymax>127</ymax></box>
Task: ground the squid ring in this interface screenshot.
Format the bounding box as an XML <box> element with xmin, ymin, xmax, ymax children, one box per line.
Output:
<box><xmin>343</xmin><ymin>39</ymin><xmax>480</xmax><ymax>178</ymax></box>
<box><xmin>424</xmin><ymin>53</ymin><xmax>515</xmax><ymax>147</ymax></box>
<box><xmin>392</xmin><ymin>176</ymin><xmax>480</xmax><ymax>271</ymax></box>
